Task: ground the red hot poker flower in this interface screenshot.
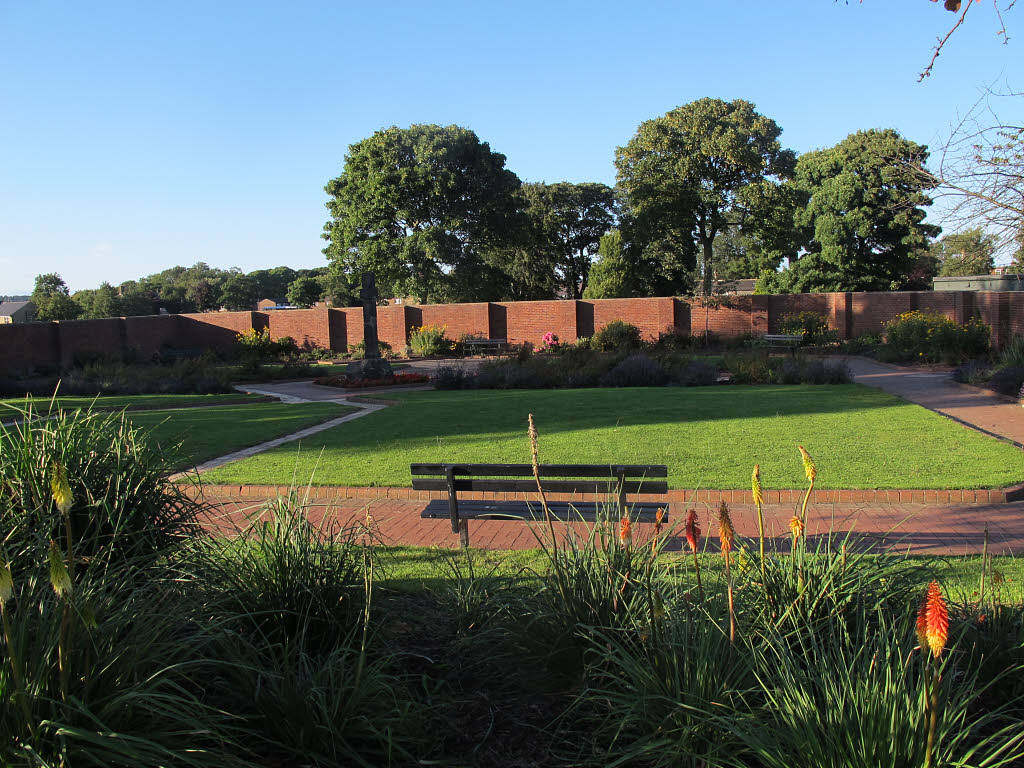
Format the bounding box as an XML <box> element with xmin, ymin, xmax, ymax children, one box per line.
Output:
<box><xmin>685</xmin><ymin>510</ymin><xmax>701</xmax><ymax>553</ymax></box>
<box><xmin>619</xmin><ymin>516</ymin><xmax>632</xmax><ymax>546</ymax></box>
<box><xmin>917</xmin><ymin>581</ymin><xmax>950</xmax><ymax>659</ymax></box>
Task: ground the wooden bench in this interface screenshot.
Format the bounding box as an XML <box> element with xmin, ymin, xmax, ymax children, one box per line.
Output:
<box><xmin>761</xmin><ymin>334</ymin><xmax>803</xmax><ymax>354</ymax></box>
<box><xmin>412</xmin><ymin>463</ymin><xmax>669</xmax><ymax>546</ymax></box>
<box><xmin>462</xmin><ymin>338</ymin><xmax>508</xmax><ymax>356</ymax></box>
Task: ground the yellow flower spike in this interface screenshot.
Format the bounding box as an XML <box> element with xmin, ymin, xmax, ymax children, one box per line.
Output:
<box><xmin>798</xmin><ymin>446</ymin><xmax>816</xmax><ymax>483</ymax></box>
<box><xmin>0</xmin><ymin>561</ymin><xmax>13</xmax><ymax>604</ymax></box>
<box><xmin>789</xmin><ymin>515</ymin><xmax>805</xmax><ymax>541</ymax></box>
<box><xmin>619</xmin><ymin>516</ymin><xmax>632</xmax><ymax>546</ymax></box>
<box><xmin>50</xmin><ymin>461</ymin><xmax>73</xmax><ymax>515</ymax></box>
<box><xmin>48</xmin><ymin>540</ymin><xmax>72</xmax><ymax>598</ymax></box>
<box><xmin>752</xmin><ymin>464</ymin><xmax>764</xmax><ymax>506</ymax></box>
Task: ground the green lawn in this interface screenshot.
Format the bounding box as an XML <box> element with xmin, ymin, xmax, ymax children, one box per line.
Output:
<box><xmin>1</xmin><ymin>393</ymin><xmax>267</xmax><ymax>413</ymax></box>
<box><xmin>199</xmin><ymin>385</ymin><xmax>1024</xmax><ymax>489</ymax></box>
<box><xmin>127</xmin><ymin>402</ymin><xmax>355</xmax><ymax>468</ymax></box>
<box><xmin>377</xmin><ymin>545</ymin><xmax>1024</xmax><ymax>602</ymax></box>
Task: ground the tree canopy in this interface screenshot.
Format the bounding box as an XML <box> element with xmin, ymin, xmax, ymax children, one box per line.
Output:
<box><xmin>932</xmin><ymin>227</ymin><xmax>998</xmax><ymax>277</ymax></box>
<box><xmin>322</xmin><ymin>124</ymin><xmax>523</xmax><ymax>304</ymax></box>
<box><xmin>761</xmin><ymin>129</ymin><xmax>940</xmax><ymax>293</ymax></box>
<box><xmin>31</xmin><ymin>273</ymin><xmax>81</xmax><ymax>321</ymax></box>
<box><xmin>615</xmin><ymin>98</ymin><xmax>796</xmax><ymax>296</ymax></box>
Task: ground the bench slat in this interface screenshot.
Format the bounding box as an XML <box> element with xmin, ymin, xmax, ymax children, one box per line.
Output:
<box><xmin>412</xmin><ymin>478</ymin><xmax>669</xmax><ymax>494</ymax></box>
<box><xmin>421</xmin><ymin>499</ymin><xmax>668</xmax><ymax>522</ymax></box>
<box><xmin>410</xmin><ymin>463</ymin><xmax>668</xmax><ymax>478</ymax></box>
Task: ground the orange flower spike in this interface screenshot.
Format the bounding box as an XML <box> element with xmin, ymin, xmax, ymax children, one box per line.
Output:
<box><xmin>654</xmin><ymin>507</ymin><xmax>664</xmax><ymax>536</ymax></box>
<box><xmin>789</xmin><ymin>515</ymin><xmax>804</xmax><ymax>541</ymax></box>
<box><xmin>619</xmin><ymin>516</ymin><xmax>632</xmax><ymax>546</ymax></box>
<box><xmin>685</xmin><ymin>509</ymin><xmax>701</xmax><ymax>553</ymax></box>
<box><xmin>717</xmin><ymin>501</ymin><xmax>735</xmax><ymax>557</ymax></box>
<box><xmin>916</xmin><ymin>591</ymin><xmax>930</xmax><ymax>649</ymax></box>
<box><xmin>922</xmin><ymin>581</ymin><xmax>950</xmax><ymax>659</ymax></box>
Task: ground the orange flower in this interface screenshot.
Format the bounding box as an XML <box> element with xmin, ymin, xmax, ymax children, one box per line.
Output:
<box><xmin>917</xmin><ymin>581</ymin><xmax>950</xmax><ymax>659</ymax></box>
<box><xmin>654</xmin><ymin>507</ymin><xmax>664</xmax><ymax>536</ymax></box>
<box><xmin>685</xmin><ymin>509</ymin><xmax>701</xmax><ymax>553</ymax></box>
<box><xmin>789</xmin><ymin>515</ymin><xmax>804</xmax><ymax>540</ymax></box>
<box><xmin>752</xmin><ymin>464</ymin><xmax>764</xmax><ymax>506</ymax></box>
<box><xmin>619</xmin><ymin>516</ymin><xmax>632</xmax><ymax>546</ymax></box>
<box><xmin>717</xmin><ymin>501</ymin><xmax>735</xmax><ymax>557</ymax></box>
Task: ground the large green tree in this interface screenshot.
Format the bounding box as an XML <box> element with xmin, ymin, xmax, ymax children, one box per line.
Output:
<box><xmin>519</xmin><ymin>182</ymin><xmax>615</xmax><ymax>298</ymax></box>
<box><xmin>932</xmin><ymin>227</ymin><xmax>998</xmax><ymax>277</ymax></box>
<box><xmin>583</xmin><ymin>230</ymin><xmax>633</xmax><ymax>298</ymax></box>
<box><xmin>31</xmin><ymin>273</ymin><xmax>81</xmax><ymax>321</ymax></box>
<box><xmin>286</xmin><ymin>275</ymin><xmax>323</xmax><ymax>308</ymax></box>
<box><xmin>322</xmin><ymin>124</ymin><xmax>523</xmax><ymax>304</ymax></box>
<box><xmin>615</xmin><ymin>98</ymin><xmax>796</xmax><ymax>296</ymax></box>
<box><xmin>219</xmin><ymin>272</ymin><xmax>260</xmax><ymax>311</ymax></box>
<box><xmin>765</xmin><ymin>129</ymin><xmax>940</xmax><ymax>293</ymax></box>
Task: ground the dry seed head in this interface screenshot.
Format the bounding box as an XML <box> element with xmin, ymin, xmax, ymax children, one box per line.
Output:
<box><xmin>619</xmin><ymin>516</ymin><xmax>632</xmax><ymax>546</ymax></box>
<box><xmin>685</xmin><ymin>509</ymin><xmax>701</xmax><ymax>553</ymax></box>
<box><xmin>717</xmin><ymin>501</ymin><xmax>735</xmax><ymax>556</ymax></box>
<box><xmin>752</xmin><ymin>464</ymin><xmax>764</xmax><ymax>506</ymax></box>
<box><xmin>789</xmin><ymin>515</ymin><xmax>805</xmax><ymax>541</ymax></box>
<box><xmin>50</xmin><ymin>460</ymin><xmax>73</xmax><ymax>515</ymax></box>
<box><xmin>798</xmin><ymin>446</ymin><xmax>817</xmax><ymax>483</ymax></box>
<box><xmin>528</xmin><ymin>413</ymin><xmax>539</xmax><ymax>467</ymax></box>
<box><xmin>48</xmin><ymin>540</ymin><xmax>72</xmax><ymax>598</ymax></box>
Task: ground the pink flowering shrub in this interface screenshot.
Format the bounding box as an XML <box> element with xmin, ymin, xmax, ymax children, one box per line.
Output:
<box><xmin>540</xmin><ymin>331</ymin><xmax>560</xmax><ymax>351</ymax></box>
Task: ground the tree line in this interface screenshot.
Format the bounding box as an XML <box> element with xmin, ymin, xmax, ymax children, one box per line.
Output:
<box><xmin>322</xmin><ymin>98</ymin><xmax>1023</xmax><ymax>303</ymax></box>
<box><xmin>26</xmin><ymin>264</ymin><xmax>351</xmax><ymax>322</ymax></box>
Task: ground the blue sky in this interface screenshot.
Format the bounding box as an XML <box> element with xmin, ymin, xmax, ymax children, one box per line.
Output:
<box><xmin>0</xmin><ymin>0</ymin><xmax>1019</xmax><ymax>294</ymax></box>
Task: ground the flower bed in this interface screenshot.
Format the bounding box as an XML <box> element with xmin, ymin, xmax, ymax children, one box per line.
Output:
<box><xmin>313</xmin><ymin>372</ymin><xmax>430</xmax><ymax>389</ymax></box>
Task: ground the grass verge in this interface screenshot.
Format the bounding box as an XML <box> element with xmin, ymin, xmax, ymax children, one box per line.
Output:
<box><xmin>0</xmin><ymin>393</ymin><xmax>267</xmax><ymax>413</ymax></box>
<box><xmin>127</xmin><ymin>402</ymin><xmax>354</xmax><ymax>468</ymax></box>
<box><xmin>199</xmin><ymin>386</ymin><xmax>1024</xmax><ymax>489</ymax></box>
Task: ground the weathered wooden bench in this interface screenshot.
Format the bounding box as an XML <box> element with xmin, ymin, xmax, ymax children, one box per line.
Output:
<box><xmin>412</xmin><ymin>463</ymin><xmax>669</xmax><ymax>546</ymax></box>
<box><xmin>462</xmin><ymin>338</ymin><xmax>508</xmax><ymax>356</ymax></box>
<box><xmin>761</xmin><ymin>333</ymin><xmax>803</xmax><ymax>354</ymax></box>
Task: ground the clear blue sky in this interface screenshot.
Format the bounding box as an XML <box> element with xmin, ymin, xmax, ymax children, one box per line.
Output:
<box><xmin>0</xmin><ymin>0</ymin><xmax>1019</xmax><ymax>295</ymax></box>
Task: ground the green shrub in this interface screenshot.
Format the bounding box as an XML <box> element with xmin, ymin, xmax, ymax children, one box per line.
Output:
<box><xmin>778</xmin><ymin>311</ymin><xmax>831</xmax><ymax>346</ymax></box>
<box><xmin>408</xmin><ymin>324</ymin><xmax>455</xmax><ymax>357</ymax></box>
<box><xmin>883</xmin><ymin>310</ymin><xmax>991</xmax><ymax>363</ymax></box>
<box><xmin>348</xmin><ymin>339</ymin><xmax>394</xmax><ymax>359</ymax></box>
<box><xmin>999</xmin><ymin>334</ymin><xmax>1024</xmax><ymax>369</ymax></box>
<box><xmin>591</xmin><ymin>320</ymin><xmax>644</xmax><ymax>352</ymax></box>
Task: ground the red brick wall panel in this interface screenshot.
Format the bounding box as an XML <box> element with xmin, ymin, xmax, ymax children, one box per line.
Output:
<box><xmin>267</xmin><ymin>308</ymin><xmax>332</xmax><ymax>349</ymax></box>
<box><xmin>378</xmin><ymin>305</ymin><xmax>414</xmax><ymax>349</ymax></box>
<box><xmin>123</xmin><ymin>315</ymin><xmax>181</xmax><ymax>358</ymax></box>
<box><xmin>588</xmin><ymin>297</ymin><xmax>676</xmax><ymax>341</ymax></box>
<box><xmin>178</xmin><ymin>312</ymin><xmax>256</xmax><ymax>352</ymax></box>
<box><xmin>418</xmin><ymin>302</ymin><xmax>491</xmax><ymax>340</ymax></box>
<box><xmin>499</xmin><ymin>300</ymin><xmax>578</xmax><ymax>345</ymax></box>
<box><xmin>851</xmin><ymin>292</ymin><xmax>913</xmax><ymax>337</ymax></box>
<box><xmin>0</xmin><ymin>322</ymin><xmax>60</xmax><ymax>373</ymax></box>
<box><xmin>767</xmin><ymin>294</ymin><xmax>830</xmax><ymax>333</ymax></box>
<box><xmin>57</xmin><ymin>318</ymin><xmax>126</xmax><ymax>368</ymax></box>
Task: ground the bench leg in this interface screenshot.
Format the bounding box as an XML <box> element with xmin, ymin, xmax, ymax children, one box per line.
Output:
<box><xmin>458</xmin><ymin>519</ymin><xmax>470</xmax><ymax>548</ymax></box>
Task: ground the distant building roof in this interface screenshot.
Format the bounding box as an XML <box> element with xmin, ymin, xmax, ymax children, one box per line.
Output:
<box><xmin>714</xmin><ymin>279</ymin><xmax>757</xmax><ymax>295</ymax></box>
<box><xmin>933</xmin><ymin>274</ymin><xmax>1024</xmax><ymax>292</ymax></box>
<box><xmin>0</xmin><ymin>300</ymin><xmax>34</xmax><ymax>316</ymax></box>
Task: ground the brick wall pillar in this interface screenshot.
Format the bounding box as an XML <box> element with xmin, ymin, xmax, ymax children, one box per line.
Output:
<box><xmin>750</xmin><ymin>295</ymin><xmax>770</xmax><ymax>336</ymax></box>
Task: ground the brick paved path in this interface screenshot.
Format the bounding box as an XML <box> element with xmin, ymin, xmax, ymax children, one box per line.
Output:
<box><xmin>193</xmin><ymin>487</ymin><xmax>1024</xmax><ymax>556</ymax></box>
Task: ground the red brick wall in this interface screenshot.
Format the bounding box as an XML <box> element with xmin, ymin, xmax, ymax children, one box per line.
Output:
<box><xmin>378</xmin><ymin>305</ymin><xmax>415</xmax><ymax>349</ymax></box>
<box><xmin>418</xmin><ymin>302</ymin><xmax>491</xmax><ymax>339</ymax></box>
<box><xmin>498</xmin><ymin>300</ymin><xmax>578</xmax><ymax>345</ymax></box>
<box><xmin>267</xmin><ymin>308</ymin><xmax>332</xmax><ymax>349</ymax></box>
<box><xmin>587</xmin><ymin>297</ymin><xmax>676</xmax><ymax>341</ymax></box>
<box><xmin>124</xmin><ymin>315</ymin><xmax>181</xmax><ymax>358</ymax></box>
<box><xmin>178</xmin><ymin>311</ymin><xmax>257</xmax><ymax>351</ymax></box>
<box><xmin>687</xmin><ymin>296</ymin><xmax>760</xmax><ymax>337</ymax></box>
<box><xmin>767</xmin><ymin>293</ymin><xmax>831</xmax><ymax>333</ymax></box>
<box><xmin>0</xmin><ymin>322</ymin><xmax>60</xmax><ymax>373</ymax></box>
<box><xmin>851</xmin><ymin>292</ymin><xmax>914</xmax><ymax>337</ymax></box>
<box><xmin>57</xmin><ymin>318</ymin><xmax>126</xmax><ymax>368</ymax></box>
<box><xmin>1010</xmin><ymin>294</ymin><xmax>1024</xmax><ymax>340</ymax></box>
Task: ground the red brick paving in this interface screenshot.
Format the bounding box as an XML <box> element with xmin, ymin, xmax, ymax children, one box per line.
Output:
<box><xmin>191</xmin><ymin>487</ymin><xmax>1024</xmax><ymax>556</ymax></box>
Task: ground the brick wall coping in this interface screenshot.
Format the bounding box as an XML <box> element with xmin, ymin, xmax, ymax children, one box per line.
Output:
<box><xmin>188</xmin><ymin>483</ymin><xmax>1024</xmax><ymax>505</ymax></box>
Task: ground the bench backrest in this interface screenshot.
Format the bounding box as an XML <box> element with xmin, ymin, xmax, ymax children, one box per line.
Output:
<box><xmin>410</xmin><ymin>463</ymin><xmax>668</xmax><ymax>495</ymax></box>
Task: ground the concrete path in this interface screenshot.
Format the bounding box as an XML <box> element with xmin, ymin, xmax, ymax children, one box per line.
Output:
<box><xmin>847</xmin><ymin>357</ymin><xmax>1024</xmax><ymax>447</ymax></box>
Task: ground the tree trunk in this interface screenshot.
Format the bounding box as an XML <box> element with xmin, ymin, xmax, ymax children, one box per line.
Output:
<box><xmin>702</xmin><ymin>238</ymin><xmax>714</xmax><ymax>297</ymax></box>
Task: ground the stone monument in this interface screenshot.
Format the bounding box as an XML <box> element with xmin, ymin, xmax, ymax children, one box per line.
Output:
<box><xmin>346</xmin><ymin>272</ymin><xmax>394</xmax><ymax>380</ymax></box>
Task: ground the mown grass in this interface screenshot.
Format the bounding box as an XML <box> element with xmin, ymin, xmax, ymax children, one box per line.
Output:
<box><xmin>0</xmin><ymin>392</ymin><xmax>267</xmax><ymax>413</ymax></box>
<box><xmin>200</xmin><ymin>386</ymin><xmax>1024</xmax><ymax>489</ymax></box>
<box><xmin>127</xmin><ymin>402</ymin><xmax>355</xmax><ymax>468</ymax></box>
<box><xmin>378</xmin><ymin>545</ymin><xmax>1024</xmax><ymax>600</ymax></box>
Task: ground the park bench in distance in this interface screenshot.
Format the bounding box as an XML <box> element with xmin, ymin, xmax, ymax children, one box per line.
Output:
<box><xmin>412</xmin><ymin>463</ymin><xmax>669</xmax><ymax>546</ymax></box>
<box><xmin>760</xmin><ymin>333</ymin><xmax>803</xmax><ymax>354</ymax></box>
<box><xmin>461</xmin><ymin>338</ymin><xmax>507</xmax><ymax>356</ymax></box>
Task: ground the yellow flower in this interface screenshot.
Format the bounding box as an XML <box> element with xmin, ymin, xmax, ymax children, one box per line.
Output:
<box><xmin>0</xmin><ymin>560</ymin><xmax>13</xmax><ymax>604</ymax></box>
<box><xmin>798</xmin><ymin>446</ymin><xmax>816</xmax><ymax>483</ymax></box>
<box><xmin>48</xmin><ymin>540</ymin><xmax>72</xmax><ymax>598</ymax></box>
<box><xmin>752</xmin><ymin>464</ymin><xmax>764</xmax><ymax>506</ymax></box>
<box><xmin>789</xmin><ymin>515</ymin><xmax>805</xmax><ymax>540</ymax></box>
<box><xmin>50</xmin><ymin>461</ymin><xmax>73</xmax><ymax>514</ymax></box>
